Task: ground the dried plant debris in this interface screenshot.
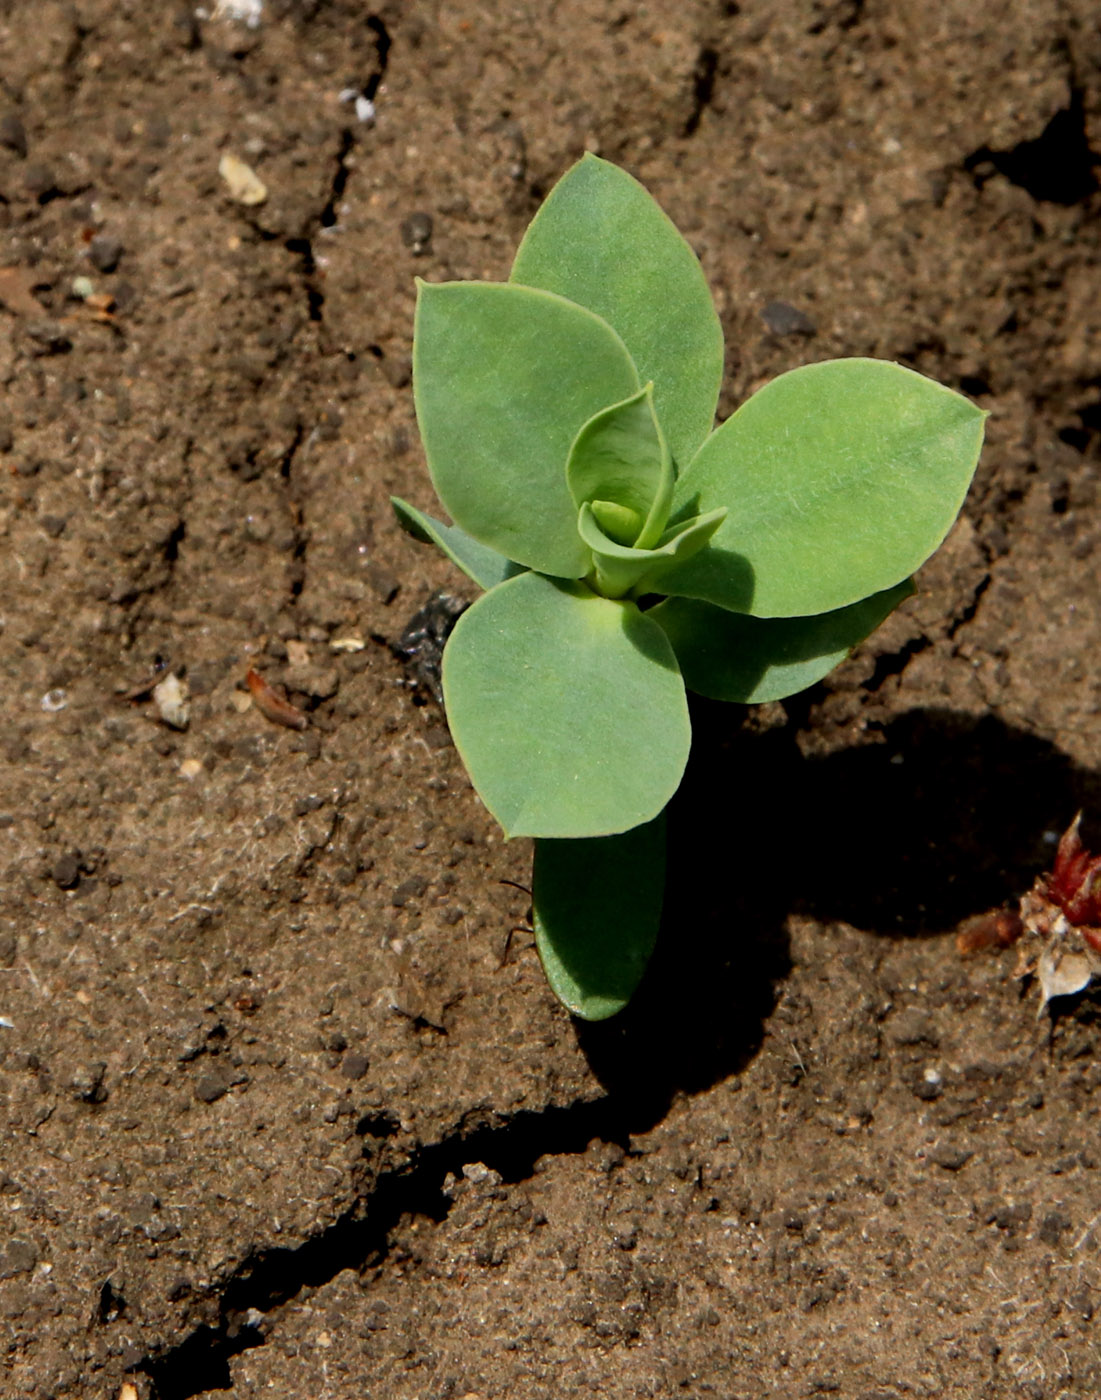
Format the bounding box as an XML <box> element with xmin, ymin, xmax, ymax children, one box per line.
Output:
<box><xmin>245</xmin><ymin>666</ymin><xmax>309</xmax><ymax>731</ymax></box>
<box><xmin>960</xmin><ymin>814</ymin><xmax>1101</xmax><ymax>1011</ymax></box>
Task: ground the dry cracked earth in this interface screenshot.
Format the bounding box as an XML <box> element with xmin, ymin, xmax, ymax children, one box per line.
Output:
<box><xmin>0</xmin><ymin>1</ymin><xmax>1100</xmax><ymax>1397</ymax></box>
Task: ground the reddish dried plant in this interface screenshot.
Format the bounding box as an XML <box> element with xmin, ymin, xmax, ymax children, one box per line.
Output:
<box><xmin>1043</xmin><ymin>815</ymin><xmax>1101</xmax><ymax>952</ymax></box>
<box><xmin>959</xmin><ymin>813</ymin><xmax>1101</xmax><ymax>1007</ymax></box>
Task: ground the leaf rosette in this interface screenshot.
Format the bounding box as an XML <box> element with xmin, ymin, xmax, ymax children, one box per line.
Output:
<box><xmin>394</xmin><ymin>154</ymin><xmax>986</xmax><ymax>1018</ymax></box>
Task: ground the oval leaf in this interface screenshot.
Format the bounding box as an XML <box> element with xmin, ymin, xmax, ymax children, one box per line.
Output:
<box><xmin>566</xmin><ymin>384</ymin><xmax>673</xmax><ymax>548</ymax></box>
<box><xmin>391</xmin><ymin>497</ymin><xmax>525</xmax><ymax>591</ymax></box>
<box><xmin>510</xmin><ymin>154</ymin><xmax>723</xmax><ymax>469</ymax></box>
<box><xmin>414</xmin><ymin>280</ymin><xmax>640</xmax><ymax>578</ymax></box>
<box><xmin>534</xmin><ymin>814</ymin><xmax>666</xmax><ymax>1021</ymax></box>
<box><xmin>442</xmin><ymin>573</ymin><xmax>690</xmax><ymax>839</ymax></box>
<box><xmin>650</xmin><ymin>579</ymin><xmax>915</xmax><ymax>704</ymax></box>
<box><xmin>661</xmin><ymin>359</ymin><xmax>986</xmax><ymax>617</ymax></box>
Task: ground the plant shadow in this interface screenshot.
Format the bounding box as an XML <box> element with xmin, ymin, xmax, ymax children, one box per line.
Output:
<box><xmin>576</xmin><ymin>699</ymin><xmax>1101</xmax><ymax>1127</ymax></box>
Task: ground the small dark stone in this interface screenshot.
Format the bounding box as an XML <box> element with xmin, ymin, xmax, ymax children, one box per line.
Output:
<box><xmin>0</xmin><ymin>113</ymin><xmax>27</xmax><ymax>158</ymax></box>
<box><xmin>39</xmin><ymin>514</ymin><xmax>66</xmax><ymax>538</ymax></box>
<box><xmin>194</xmin><ymin>1069</ymin><xmax>231</xmax><ymax>1104</ymax></box>
<box><xmin>25</xmin><ymin>320</ymin><xmax>71</xmax><ymax>354</ymax></box>
<box><xmin>113</xmin><ymin>280</ymin><xmax>140</xmax><ymax>314</ymax></box>
<box><xmin>888</xmin><ymin>1010</ymin><xmax>938</xmax><ymax>1046</ymax></box>
<box><xmin>15</xmin><ymin>457</ymin><xmax>39</xmax><ymax>477</ymax></box>
<box><xmin>1068</xmin><ymin>1287</ymin><xmax>1094</xmax><ymax>1320</ymax></box>
<box><xmin>381</xmin><ymin>354</ymin><xmax>412</xmax><ymax>388</ymax></box>
<box><xmin>392</xmin><ymin>874</ymin><xmax>429</xmax><ymax>908</ymax></box>
<box><xmin>928</xmin><ymin>1143</ymin><xmax>973</xmax><ymax>1171</ymax></box>
<box><xmin>89</xmin><ymin>233</ymin><xmax>124</xmax><ymax>273</ymax></box>
<box><xmin>340</xmin><ymin>1051</ymin><xmax>370</xmax><ymax>1080</ymax></box>
<box><xmin>293</xmin><ymin>794</ymin><xmax>325</xmax><ymax>817</ymax></box>
<box><xmin>69</xmin><ymin>1061</ymin><xmax>108</xmax><ymax>1104</ymax></box>
<box><xmin>365</xmin><ymin>563</ymin><xmax>399</xmax><ymax>604</ymax></box>
<box><xmin>22</xmin><ymin>163</ymin><xmax>56</xmax><ymax>199</ymax></box>
<box><xmin>1037</xmin><ymin>1209</ymin><xmax>1071</xmax><ymax>1247</ymax></box>
<box><xmin>52</xmin><ymin>850</ymin><xmax>82</xmax><ymax>890</ymax></box>
<box><xmin>400</xmin><ymin>211</ymin><xmax>433</xmax><ymax>254</ymax></box>
<box><xmin>761</xmin><ymin>299</ymin><xmax>817</xmax><ymax>336</ymax></box>
<box><xmin>990</xmin><ymin>1202</ymin><xmax>1031</xmax><ymax>1231</ymax></box>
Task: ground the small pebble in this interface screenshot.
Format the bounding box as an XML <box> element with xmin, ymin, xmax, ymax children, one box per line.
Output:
<box><xmin>340</xmin><ymin>1051</ymin><xmax>370</xmax><ymax>1080</ymax></box>
<box><xmin>761</xmin><ymin>299</ymin><xmax>817</xmax><ymax>336</ymax></box>
<box><xmin>21</xmin><ymin>163</ymin><xmax>55</xmax><ymax>200</ymax></box>
<box><xmin>153</xmin><ymin>672</ymin><xmax>191</xmax><ymax>730</ymax></box>
<box><xmin>88</xmin><ymin>233</ymin><xmax>124</xmax><ymax>273</ymax></box>
<box><xmin>194</xmin><ymin>1070</ymin><xmax>231</xmax><ymax>1104</ymax></box>
<box><xmin>401</xmin><ymin>212</ymin><xmax>433</xmax><ymax>255</ymax></box>
<box><xmin>928</xmin><ymin>1143</ymin><xmax>973</xmax><ymax>1172</ymax></box>
<box><xmin>52</xmin><ymin>851</ymin><xmax>82</xmax><ymax>890</ymax></box>
<box><xmin>392</xmin><ymin>875</ymin><xmax>429</xmax><ymax>908</ymax></box>
<box><xmin>69</xmin><ymin>1061</ymin><xmax>108</xmax><ymax>1104</ymax></box>
<box><xmin>219</xmin><ymin>152</ymin><xmax>267</xmax><ymax>206</ymax></box>
<box><xmin>0</xmin><ymin>113</ymin><xmax>27</xmax><ymax>158</ymax></box>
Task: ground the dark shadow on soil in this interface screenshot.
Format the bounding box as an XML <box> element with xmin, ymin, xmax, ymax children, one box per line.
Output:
<box><xmin>141</xmin><ymin>1098</ymin><xmax>640</xmax><ymax>1399</ymax></box>
<box><xmin>577</xmin><ymin>698</ymin><xmax>1101</xmax><ymax>1114</ymax></box>
<box><xmin>136</xmin><ymin>698</ymin><xmax>1101</xmax><ymax>1397</ymax></box>
<box><xmin>964</xmin><ymin>88</ymin><xmax>1100</xmax><ymax>205</ymax></box>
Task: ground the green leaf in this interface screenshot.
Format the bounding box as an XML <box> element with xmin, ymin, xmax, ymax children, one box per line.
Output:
<box><xmin>650</xmin><ymin>579</ymin><xmax>915</xmax><ymax>703</ymax></box>
<box><xmin>577</xmin><ymin>502</ymin><xmax>727</xmax><ymax>600</ymax></box>
<box><xmin>660</xmin><ymin>359</ymin><xmax>987</xmax><ymax>617</ymax></box>
<box><xmin>413</xmin><ymin>280</ymin><xmax>640</xmax><ymax>578</ymax></box>
<box><xmin>566</xmin><ymin>384</ymin><xmax>673</xmax><ymax>548</ymax></box>
<box><xmin>590</xmin><ymin>499</ymin><xmax>643</xmax><ymax>547</ymax></box>
<box><xmin>511</xmin><ymin>154</ymin><xmax>723</xmax><ymax>470</ymax></box>
<box><xmin>441</xmin><ymin>572</ymin><xmax>690</xmax><ymax>839</ymax></box>
<box><xmin>534</xmin><ymin>813</ymin><xmax>665</xmax><ymax>1020</ymax></box>
<box><xmin>391</xmin><ymin>497</ymin><xmax>525</xmax><ymax>591</ymax></box>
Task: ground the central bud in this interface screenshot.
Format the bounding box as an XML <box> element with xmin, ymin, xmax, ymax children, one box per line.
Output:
<box><xmin>566</xmin><ymin>384</ymin><xmax>728</xmax><ymax>599</ymax></box>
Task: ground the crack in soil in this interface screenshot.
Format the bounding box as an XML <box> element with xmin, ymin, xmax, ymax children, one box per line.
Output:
<box><xmin>283</xmin><ymin>11</ymin><xmax>391</xmax><ymax>323</ymax></box>
<box><xmin>139</xmin><ymin>1094</ymin><xmax>641</xmax><ymax>1398</ymax></box>
<box><xmin>683</xmin><ymin>45</ymin><xmax>719</xmax><ymax>137</ymax></box>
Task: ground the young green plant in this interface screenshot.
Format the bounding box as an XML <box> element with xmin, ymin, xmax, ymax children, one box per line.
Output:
<box><xmin>393</xmin><ymin>154</ymin><xmax>985</xmax><ymax>1020</ymax></box>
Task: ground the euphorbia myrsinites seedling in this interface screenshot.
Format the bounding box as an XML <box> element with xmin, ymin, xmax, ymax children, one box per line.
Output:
<box><xmin>393</xmin><ymin>154</ymin><xmax>986</xmax><ymax>1020</ymax></box>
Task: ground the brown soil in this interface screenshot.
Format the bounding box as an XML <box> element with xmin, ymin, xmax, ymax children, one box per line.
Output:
<box><xmin>1</xmin><ymin>2</ymin><xmax>1099</xmax><ymax>1397</ymax></box>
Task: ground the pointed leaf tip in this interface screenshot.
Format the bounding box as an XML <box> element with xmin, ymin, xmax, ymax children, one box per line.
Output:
<box><xmin>534</xmin><ymin>814</ymin><xmax>665</xmax><ymax>1020</ymax></box>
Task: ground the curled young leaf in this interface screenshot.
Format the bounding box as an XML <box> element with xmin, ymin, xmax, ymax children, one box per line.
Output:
<box><xmin>534</xmin><ymin>813</ymin><xmax>666</xmax><ymax>1021</ymax></box>
<box><xmin>660</xmin><ymin>359</ymin><xmax>986</xmax><ymax>617</ymax></box>
<box><xmin>511</xmin><ymin>154</ymin><xmax>723</xmax><ymax>469</ymax></box>
<box><xmin>577</xmin><ymin>502</ymin><xmax>727</xmax><ymax>600</ymax></box>
<box><xmin>566</xmin><ymin>383</ymin><xmax>674</xmax><ymax>549</ymax></box>
<box><xmin>649</xmin><ymin>579</ymin><xmax>915</xmax><ymax>704</ymax></box>
<box><xmin>413</xmin><ymin>280</ymin><xmax>640</xmax><ymax>578</ymax></box>
<box><xmin>441</xmin><ymin>572</ymin><xmax>690</xmax><ymax>839</ymax></box>
<box><xmin>391</xmin><ymin>497</ymin><xmax>525</xmax><ymax>591</ymax></box>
